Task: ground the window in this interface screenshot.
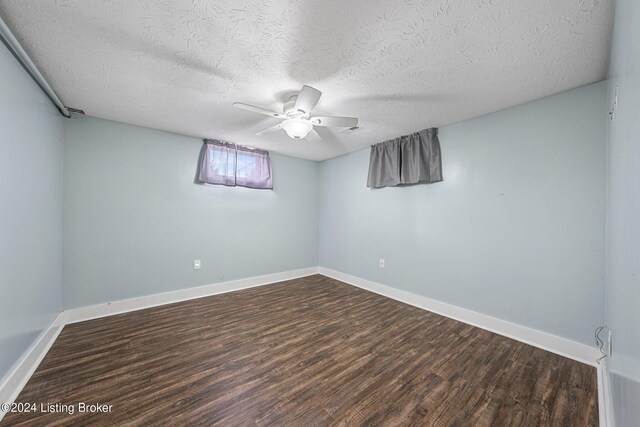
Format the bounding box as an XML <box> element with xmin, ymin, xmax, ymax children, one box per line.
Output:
<box><xmin>198</xmin><ymin>140</ymin><xmax>273</xmax><ymax>189</ymax></box>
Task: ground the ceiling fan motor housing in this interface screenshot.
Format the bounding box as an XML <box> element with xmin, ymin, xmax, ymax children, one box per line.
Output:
<box><xmin>284</xmin><ymin>95</ymin><xmax>307</xmax><ymax>119</ymax></box>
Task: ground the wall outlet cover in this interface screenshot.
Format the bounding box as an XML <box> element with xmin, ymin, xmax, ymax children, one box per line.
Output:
<box><xmin>379</xmin><ymin>259</ymin><xmax>385</xmax><ymax>269</ymax></box>
<box><xmin>193</xmin><ymin>259</ymin><xmax>201</xmax><ymax>270</ymax></box>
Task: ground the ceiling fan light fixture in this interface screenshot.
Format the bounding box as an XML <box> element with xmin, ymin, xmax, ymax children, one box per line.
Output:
<box><xmin>282</xmin><ymin>118</ymin><xmax>312</xmax><ymax>139</ymax></box>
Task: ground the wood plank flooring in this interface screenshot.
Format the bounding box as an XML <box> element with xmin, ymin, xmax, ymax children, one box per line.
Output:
<box><xmin>1</xmin><ymin>275</ymin><xmax>598</xmax><ymax>426</ymax></box>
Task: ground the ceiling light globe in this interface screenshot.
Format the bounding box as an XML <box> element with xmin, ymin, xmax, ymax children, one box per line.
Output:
<box><xmin>282</xmin><ymin>118</ymin><xmax>312</xmax><ymax>139</ymax></box>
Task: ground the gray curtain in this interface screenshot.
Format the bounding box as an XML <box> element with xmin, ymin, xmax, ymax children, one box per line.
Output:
<box><xmin>197</xmin><ymin>139</ymin><xmax>273</xmax><ymax>189</ymax></box>
<box><xmin>235</xmin><ymin>145</ymin><xmax>273</xmax><ymax>189</ymax></box>
<box><xmin>367</xmin><ymin>128</ymin><xmax>442</xmax><ymax>188</ymax></box>
<box><xmin>198</xmin><ymin>140</ymin><xmax>237</xmax><ymax>186</ymax></box>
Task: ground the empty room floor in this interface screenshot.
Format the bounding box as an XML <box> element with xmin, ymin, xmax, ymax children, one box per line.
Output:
<box><xmin>1</xmin><ymin>275</ymin><xmax>598</xmax><ymax>426</ymax></box>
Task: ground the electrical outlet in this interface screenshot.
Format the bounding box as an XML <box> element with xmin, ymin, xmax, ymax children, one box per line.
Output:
<box><xmin>608</xmin><ymin>330</ymin><xmax>613</xmax><ymax>356</ymax></box>
<box><xmin>193</xmin><ymin>259</ymin><xmax>201</xmax><ymax>270</ymax></box>
<box><xmin>379</xmin><ymin>258</ymin><xmax>385</xmax><ymax>269</ymax></box>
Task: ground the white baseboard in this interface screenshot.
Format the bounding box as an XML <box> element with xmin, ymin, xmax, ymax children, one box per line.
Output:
<box><xmin>0</xmin><ymin>312</ymin><xmax>65</xmax><ymax>422</ymax></box>
<box><xmin>317</xmin><ymin>267</ymin><xmax>600</xmax><ymax>367</ymax></box>
<box><xmin>64</xmin><ymin>267</ymin><xmax>319</xmax><ymax>324</ymax></box>
<box><xmin>597</xmin><ymin>360</ymin><xmax>614</xmax><ymax>427</ymax></box>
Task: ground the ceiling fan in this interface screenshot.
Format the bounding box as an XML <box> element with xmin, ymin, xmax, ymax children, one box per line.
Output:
<box><xmin>233</xmin><ymin>85</ymin><xmax>358</xmax><ymax>142</ymax></box>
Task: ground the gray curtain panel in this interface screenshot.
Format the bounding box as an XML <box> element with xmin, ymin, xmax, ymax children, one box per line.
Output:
<box><xmin>198</xmin><ymin>140</ymin><xmax>237</xmax><ymax>186</ymax></box>
<box><xmin>235</xmin><ymin>145</ymin><xmax>273</xmax><ymax>189</ymax></box>
<box><xmin>367</xmin><ymin>139</ymin><xmax>402</xmax><ymax>188</ymax></box>
<box><xmin>198</xmin><ymin>139</ymin><xmax>273</xmax><ymax>189</ymax></box>
<box><xmin>367</xmin><ymin>128</ymin><xmax>442</xmax><ymax>188</ymax></box>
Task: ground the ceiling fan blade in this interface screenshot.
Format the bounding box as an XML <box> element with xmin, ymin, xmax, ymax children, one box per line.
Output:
<box><xmin>304</xmin><ymin>129</ymin><xmax>321</xmax><ymax>143</ymax></box>
<box><xmin>295</xmin><ymin>85</ymin><xmax>322</xmax><ymax>114</ymax></box>
<box><xmin>233</xmin><ymin>102</ymin><xmax>284</xmax><ymax>118</ymax></box>
<box><xmin>254</xmin><ymin>123</ymin><xmax>283</xmax><ymax>136</ymax></box>
<box><xmin>310</xmin><ymin>116</ymin><xmax>358</xmax><ymax>128</ymax></box>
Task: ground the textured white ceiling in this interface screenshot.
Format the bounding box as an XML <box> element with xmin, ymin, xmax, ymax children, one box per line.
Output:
<box><xmin>1</xmin><ymin>0</ymin><xmax>612</xmax><ymax>161</ymax></box>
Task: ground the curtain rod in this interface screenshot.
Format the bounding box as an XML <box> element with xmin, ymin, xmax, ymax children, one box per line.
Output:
<box><xmin>0</xmin><ymin>15</ymin><xmax>71</xmax><ymax>118</ymax></box>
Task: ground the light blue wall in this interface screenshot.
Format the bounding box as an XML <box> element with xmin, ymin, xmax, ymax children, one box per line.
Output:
<box><xmin>604</xmin><ymin>0</ymin><xmax>640</xmax><ymax>423</ymax></box>
<box><xmin>62</xmin><ymin>116</ymin><xmax>319</xmax><ymax>309</ymax></box>
<box><xmin>319</xmin><ymin>83</ymin><xmax>606</xmax><ymax>346</ymax></box>
<box><xmin>0</xmin><ymin>45</ymin><xmax>63</xmax><ymax>383</ymax></box>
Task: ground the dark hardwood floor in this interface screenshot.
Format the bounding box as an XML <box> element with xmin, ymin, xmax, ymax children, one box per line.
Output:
<box><xmin>1</xmin><ymin>275</ymin><xmax>598</xmax><ymax>426</ymax></box>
